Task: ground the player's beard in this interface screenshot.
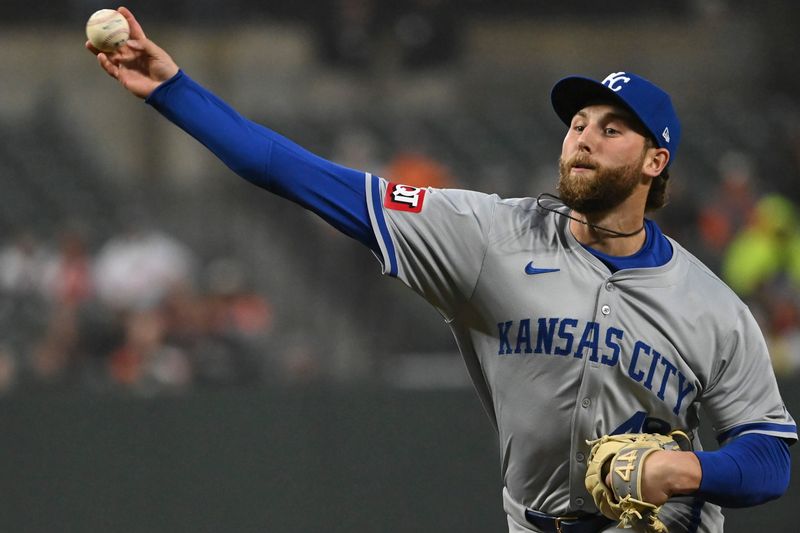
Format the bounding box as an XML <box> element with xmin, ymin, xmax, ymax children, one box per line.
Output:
<box><xmin>557</xmin><ymin>153</ymin><xmax>645</xmax><ymax>214</ymax></box>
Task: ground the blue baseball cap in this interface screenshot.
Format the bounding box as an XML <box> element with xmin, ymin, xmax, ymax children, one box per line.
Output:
<box><xmin>551</xmin><ymin>71</ymin><xmax>681</xmax><ymax>165</ymax></box>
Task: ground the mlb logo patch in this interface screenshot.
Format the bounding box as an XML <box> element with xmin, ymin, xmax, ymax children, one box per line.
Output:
<box><xmin>384</xmin><ymin>183</ymin><xmax>427</xmax><ymax>213</ymax></box>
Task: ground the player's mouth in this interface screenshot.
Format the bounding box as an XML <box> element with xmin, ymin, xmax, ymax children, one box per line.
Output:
<box><xmin>570</xmin><ymin>158</ymin><xmax>597</xmax><ymax>173</ymax></box>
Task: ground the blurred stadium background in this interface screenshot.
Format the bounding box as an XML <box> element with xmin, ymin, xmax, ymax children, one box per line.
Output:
<box><xmin>0</xmin><ymin>1</ymin><xmax>798</xmax><ymax>531</ymax></box>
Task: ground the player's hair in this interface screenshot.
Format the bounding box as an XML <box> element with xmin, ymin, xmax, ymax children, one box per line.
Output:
<box><xmin>644</xmin><ymin>136</ymin><xmax>670</xmax><ymax>212</ymax></box>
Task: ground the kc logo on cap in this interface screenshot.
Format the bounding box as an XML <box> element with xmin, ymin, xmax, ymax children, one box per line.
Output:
<box><xmin>602</xmin><ymin>72</ymin><xmax>632</xmax><ymax>92</ymax></box>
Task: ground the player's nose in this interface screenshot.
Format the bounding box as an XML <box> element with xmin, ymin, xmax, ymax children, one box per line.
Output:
<box><xmin>575</xmin><ymin>124</ymin><xmax>601</xmax><ymax>152</ymax></box>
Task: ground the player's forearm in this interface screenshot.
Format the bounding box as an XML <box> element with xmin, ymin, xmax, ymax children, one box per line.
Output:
<box><xmin>694</xmin><ymin>433</ymin><xmax>791</xmax><ymax>507</ymax></box>
<box><xmin>145</xmin><ymin>70</ymin><xmax>378</xmax><ymax>248</ymax></box>
<box><xmin>146</xmin><ymin>70</ymin><xmax>272</xmax><ymax>184</ymax></box>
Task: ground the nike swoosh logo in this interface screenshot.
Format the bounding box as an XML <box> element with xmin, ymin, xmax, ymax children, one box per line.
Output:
<box><xmin>525</xmin><ymin>261</ymin><xmax>560</xmax><ymax>275</ymax></box>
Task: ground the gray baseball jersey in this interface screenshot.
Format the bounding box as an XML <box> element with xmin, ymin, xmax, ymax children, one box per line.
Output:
<box><xmin>365</xmin><ymin>175</ymin><xmax>797</xmax><ymax>533</ymax></box>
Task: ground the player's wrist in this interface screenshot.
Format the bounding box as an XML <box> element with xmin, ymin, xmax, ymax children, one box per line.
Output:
<box><xmin>655</xmin><ymin>450</ymin><xmax>702</xmax><ymax>496</ymax></box>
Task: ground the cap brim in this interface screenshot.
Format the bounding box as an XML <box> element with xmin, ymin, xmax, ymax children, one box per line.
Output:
<box><xmin>551</xmin><ymin>76</ymin><xmax>632</xmax><ymax>127</ymax></box>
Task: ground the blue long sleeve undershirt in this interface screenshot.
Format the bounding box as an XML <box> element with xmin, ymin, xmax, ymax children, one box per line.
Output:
<box><xmin>695</xmin><ymin>433</ymin><xmax>791</xmax><ymax>507</ymax></box>
<box><xmin>146</xmin><ymin>69</ymin><xmax>379</xmax><ymax>253</ymax></box>
<box><xmin>145</xmin><ymin>70</ymin><xmax>792</xmax><ymax>508</ymax></box>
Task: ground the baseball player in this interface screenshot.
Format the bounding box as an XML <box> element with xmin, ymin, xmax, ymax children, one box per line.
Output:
<box><xmin>88</xmin><ymin>8</ymin><xmax>796</xmax><ymax>532</ymax></box>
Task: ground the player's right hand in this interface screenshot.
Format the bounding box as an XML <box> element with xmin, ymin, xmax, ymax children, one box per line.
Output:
<box><xmin>85</xmin><ymin>6</ymin><xmax>179</xmax><ymax>99</ymax></box>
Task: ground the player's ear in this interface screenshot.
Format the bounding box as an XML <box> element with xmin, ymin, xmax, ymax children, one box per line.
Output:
<box><xmin>643</xmin><ymin>147</ymin><xmax>669</xmax><ymax>178</ymax></box>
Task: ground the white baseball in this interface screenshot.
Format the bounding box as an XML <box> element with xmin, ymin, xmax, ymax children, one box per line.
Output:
<box><xmin>86</xmin><ymin>9</ymin><xmax>130</xmax><ymax>53</ymax></box>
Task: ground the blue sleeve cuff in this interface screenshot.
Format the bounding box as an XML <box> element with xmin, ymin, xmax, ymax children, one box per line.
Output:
<box><xmin>144</xmin><ymin>69</ymin><xmax>185</xmax><ymax>107</ymax></box>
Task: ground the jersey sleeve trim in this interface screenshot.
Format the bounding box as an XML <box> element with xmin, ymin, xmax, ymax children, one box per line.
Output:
<box><xmin>365</xmin><ymin>173</ymin><xmax>398</xmax><ymax>277</ymax></box>
<box><xmin>717</xmin><ymin>422</ymin><xmax>798</xmax><ymax>445</ymax></box>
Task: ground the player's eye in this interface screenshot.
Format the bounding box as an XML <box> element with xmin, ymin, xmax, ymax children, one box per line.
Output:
<box><xmin>573</xmin><ymin>124</ymin><xmax>585</xmax><ymax>133</ymax></box>
<box><xmin>604</xmin><ymin>127</ymin><xmax>620</xmax><ymax>135</ymax></box>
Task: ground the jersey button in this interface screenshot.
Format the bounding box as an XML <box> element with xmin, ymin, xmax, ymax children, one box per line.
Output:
<box><xmin>581</xmin><ymin>398</ymin><xmax>591</xmax><ymax>408</ymax></box>
<box><xmin>576</xmin><ymin>452</ymin><xmax>585</xmax><ymax>462</ymax></box>
<box><xmin>575</xmin><ymin>497</ymin><xmax>585</xmax><ymax>507</ymax></box>
<box><xmin>601</xmin><ymin>305</ymin><xmax>611</xmax><ymax>315</ymax></box>
<box><xmin>605</xmin><ymin>282</ymin><xmax>614</xmax><ymax>291</ymax></box>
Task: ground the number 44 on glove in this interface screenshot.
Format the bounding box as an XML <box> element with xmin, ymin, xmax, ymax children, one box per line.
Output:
<box><xmin>585</xmin><ymin>431</ymin><xmax>693</xmax><ymax>533</ymax></box>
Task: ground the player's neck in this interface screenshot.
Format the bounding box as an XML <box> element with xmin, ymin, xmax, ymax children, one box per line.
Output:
<box><xmin>569</xmin><ymin>209</ymin><xmax>647</xmax><ymax>256</ymax></box>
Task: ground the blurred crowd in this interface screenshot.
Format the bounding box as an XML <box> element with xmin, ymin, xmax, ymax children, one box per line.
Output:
<box><xmin>0</xmin><ymin>218</ymin><xmax>291</xmax><ymax>395</ymax></box>
<box><xmin>691</xmin><ymin>152</ymin><xmax>800</xmax><ymax>377</ymax></box>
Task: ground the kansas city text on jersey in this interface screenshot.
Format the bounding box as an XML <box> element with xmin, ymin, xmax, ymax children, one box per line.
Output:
<box><xmin>497</xmin><ymin>317</ymin><xmax>695</xmax><ymax>415</ymax></box>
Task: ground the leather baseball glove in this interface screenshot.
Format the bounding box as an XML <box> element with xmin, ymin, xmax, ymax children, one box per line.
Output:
<box><xmin>584</xmin><ymin>431</ymin><xmax>692</xmax><ymax>533</ymax></box>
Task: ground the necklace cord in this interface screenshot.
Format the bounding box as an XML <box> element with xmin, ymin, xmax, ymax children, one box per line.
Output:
<box><xmin>535</xmin><ymin>193</ymin><xmax>645</xmax><ymax>238</ymax></box>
